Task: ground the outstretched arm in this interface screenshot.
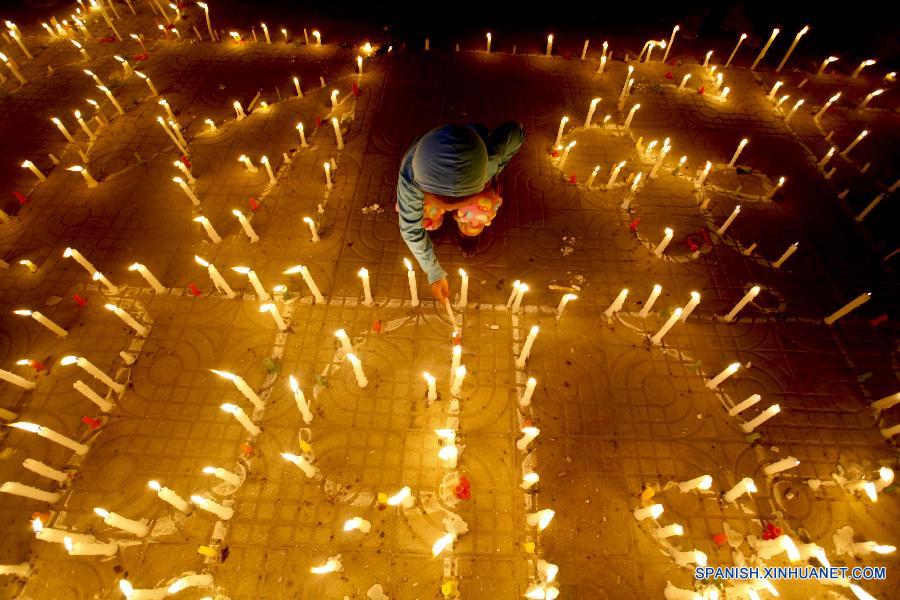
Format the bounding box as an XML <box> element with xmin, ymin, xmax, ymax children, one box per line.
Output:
<box><xmin>486</xmin><ymin>121</ymin><xmax>526</xmax><ymax>177</ymax></box>
<box><xmin>397</xmin><ymin>147</ymin><xmax>447</xmax><ymax>285</ymax></box>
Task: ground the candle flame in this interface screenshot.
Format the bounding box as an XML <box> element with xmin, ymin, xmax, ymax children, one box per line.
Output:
<box><xmin>435</xmin><ymin>428</ymin><xmax>455</xmax><ymax>441</ymax></box>
<box><xmin>60</xmin><ymin>355</ymin><xmax>78</xmax><ymax>366</ymax></box>
<box><xmin>93</xmin><ymin>507</ymin><xmax>110</xmax><ymax>518</ymax></box>
<box><xmin>432</xmin><ymin>532</ymin><xmax>455</xmax><ymax>556</ymax></box>
<box><xmin>12</xmin><ymin>309</ymin><xmax>32</xmax><ymax>316</ymax></box>
<box><xmin>523</xmin><ymin>472</ymin><xmax>540</xmax><ymax>486</ymax></box>
<box><xmin>9</xmin><ymin>421</ymin><xmax>40</xmax><ymax>433</ymax></box>
<box><xmin>148</xmin><ymin>480</ymin><xmax>161</xmax><ymax>491</ymax></box>
<box><xmin>343</xmin><ymin>517</ymin><xmax>364</xmax><ymax>531</ymax></box>
<box><xmin>194</xmin><ymin>255</ymin><xmax>210</xmax><ymax>267</ymax></box>
<box><xmin>403</xmin><ymin>258</ymin><xmax>413</xmax><ymax>271</ymax></box>
<box><xmin>220</xmin><ymin>403</ymin><xmax>239</xmax><ymax>414</ymax></box>
<box><xmin>31</xmin><ymin>517</ymin><xmax>43</xmax><ymax>532</ymax></box>
<box><xmin>310</xmin><ymin>558</ymin><xmax>338</xmax><ymax>574</ymax></box>
<box><xmin>231</xmin><ymin>266</ymin><xmax>250</xmax><ymax>274</ymax></box>
<box><xmin>385</xmin><ymin>486</ymin><xmax>411</xmax><ymax>506</ymax></box>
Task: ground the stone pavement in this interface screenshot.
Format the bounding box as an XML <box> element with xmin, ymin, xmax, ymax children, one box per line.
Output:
<box><xmin>0</xmin><ymin>4</ymin><xmax>897</xmax><ymax>600</ymax></box>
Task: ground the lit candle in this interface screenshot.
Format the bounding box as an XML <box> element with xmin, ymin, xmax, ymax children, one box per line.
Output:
<box><xmin>516</xmin><ymin>325</ymin><xmax>539</xmax><ymax>369</ymax></box>
<box><xmin>191</xmin><ymin>495</ymin><xmax>234</xmax><ymax>520</ymax></box>
<box><xmin>61</xmin><ymin>355</ymin><xmax>124</xmax><ymax>393</ymax></box>
<box><xmin>192</xmin><ymin>216</ymin><xmax>221</xmax><ymax>244</ymax></box>
<box><xmin>728</xmin><ymin>138</ymin><xmax>749</xmax><ymax>168</ymax></box>
<box><xmin>767</xmin><ymin>81</ymin><xmax>784</xmax><ymax>101</ymax></box>
<box><xmin>624</xmin><ymin>103</ymin><xmax>640</xmax><ymax>129</ymax></box>
<box><xmin>763</xmin><ymin>456</ymin><xmax>799</xmax><ymax>477</ymax></box>
<box><xmin>764</xmin><ymin>176</ymin><xmax>786</xmax><ymax>201</ymax></box>
<box><xmin>220</xmin><ymin>403</ymin><xmax>260</xmax><ymax>436</ymax></box>
<box><xmin>816</xmin><ymin>55</ymin><xmax>839</xmax><ymax>75</ymax></box>
<box><xmin>505</xmin><ymin>280</ymin><xmax>521</xmax><ymax>310</ymax></box>
<box><xmin>73</xmin><ymin>380</ymin><xmax>114</xmax><ymax>412</ymax></box>
<box><xmin>260</xmin><ymin>303</ymin><xmax>287</xmax><ymax>331</ymax></box>
<box><xmin>233</xmin><ymin>209</ymin><xmax>260</xmax><ymax>243</ymax></box>
<box><xmin>871</xmin><ymin>393</ymin><xmax>900</xmax><ymax>414</ymax></box>
<box><xmin>650</xmin><ymin>308</ymin><xmax>682</xmax><ymax>346</ymax></box>
<box><xmin>450</xmin><ymin>365</ymin><xmax>466</xmax><ymax>396</ymax></box>
<box><xmin>678</xmin><ymin>73</ymin><xmax>691</xmax><ymax>90</ymax></box>
<box><xmin>784</xmin><ymin>98</ymin><xmax>804</xmax><ymax>123</ymax></box>
<box><xmin>556</xmin><ymin>293</ymin><xmax>577</xmax><ymax>320</ymax></box>
<box><xmin>597</xmin><ymin>53</ymin><xmax>607</xmax><ymax>75</ymax></box>
<box><xmin>210</xmin><ymin>369</ymin><xmax>263</xmax><ymax>410</ymax></box>
<box><xmin>195</xmin><ymin>256</ymin><xmax>236</xmax><ymax>298</ymax></box>
<box><xmin>148</xmin><ymin>480</ymin><xmax>191</xmax><ymax>513</ymax></box>
<box><xmin>311</xmin><ymin>555</ymin><xmax>344</xmax><ymax>574</ymax></box>
<box><xmin>324</xmin><ymin>162</ymin><xmax>333</xmax><ymax>189</ymax></box>
<box><xmin>386</xmin><ymin>486</ymin><xmax>414</xmax><ymax>508</ymax></box>
<box><xmin>32</xmin><ymin>518</ymin><xmax>93</xmax><ymax>544</ymax></box>
<box><xmin>775</xmin><ymin>25</ymin><xmax>808</xmax><ymax>72</ymax></box>
<box><xmin>73</xmin><ymin>110</ymin><xmax>95</xmax><ymax>140</ymax></box>
<box><xmin>586</xmin><ymin>165</ymin><xmax>600</xmax><ymax>189</ymax></box>
<box><xmin>554</xmin><ymin>116</ymin><xmax>568</xmax><ymax>148</ymax></box>
<box><xmin>517</xmin><ymin>426</ymin><xmax>540</xmax><ymax>451</ymax></box>
<box><xmin>423</xmin><ymin>372</ymin><xmax>437</xmax><ymax>403</ymax></box>
<box><xmin>723</xmin><ymin>477</ymin><xmax>757</xmax><ymax>502</ymax></box>
<box><xmin>511</xmin><ymin>282</ymin><xmax>529</xmax><ymax>313</ymax></box>
<box><xmin>284</xmin><ymin>265</ymin><xmax>326</xmax><ymax>303</ymax></box>
<box><xmin>522</xmin><ymin>472</ymin><xmax>539</xmax><ymax>489</ymax></box>
<box><xmin>858</xmin><ymin>89</ymin><xmax>884</xmax><ymax>109</ymax></box>
<box><xmin>633</xmin><ymin>503</ymin><xmax>664</xmax><ymax>522</ymax></box>
<box><xmin>91</xmin><ymin>270</ymin><xmax>118</xmax><ymax>294</ymax></box>
<box><xmin>730</xmin><ymin>395</ymin><xmax>760</xmax><ymax>418</ymax></box>
<box><xmin>197</xmin><ymin>2</ymin><xmax>214</xmax><ymax>40</ymax></box>
<box><xmin>637</xmin><ymin>284</ymin><xmax>662</xmax><ymax>318</ymax></box>
<box><xmin>231</xmin><ymin>267</ymin><xmax>270</xmax><ymax>301</ymax></box>
<box><xmin>519</xmin><ymin>376</ymin><xmax>537</xmax><ymax>407</ymax></box>
<box><xmin>65</xmin><ymin>537</ymin><xmax>118</xmax><ymax>556</ymax></box>
<box><xmin>23</xmin><ymin>459</ymin><xmax>68</xmax><ymax>483</ymax></box>
<box><xmin>0</xmin><ymin>51</ymin><xmax>25</xmax><ymax>84</ymax></box>
<box><xmin>19</xmin><ymin>260</ymin><xmax>37</xmax><ymax>273</ymax></box>
<box><xmin>330</xmin><ymin>89</ymin><xmax>339</xmax><ymax>108</ymax></box>
<box><xmin>851</xmin><ymin>59</ymin><xmax>876</xmax><ymax>79</ymax></box>
<box><xmin>134</xmin><ymin>71</ymin><xmax>158</xmax><ymax>96</ymax></box>
<box><xmin>65</xmin><ymin>164</ymin><xmax>98</xmax><ymax>188</ymax></box>
<box><xmin>557</xmin><ymin>140</ymin><xmax>576</xmax><ymax>171</ymax></box>
<box><xmin>286</xmin><ymin>374</ymin><xmax>313</xmax><ymax>423</ymax></box>
<box><xmin>157</xmin><ymin>117</ymin><xmax>185</xmax><ymax>153</ymax></box>
<box><xmin>282</xmin><ymin>452</ymin><xmax>319</xmax><ymax>478</ymax></box>
<box><xmin>20</xmin><ymin>160</ymin><xmax>46</xmax><ymax>182</ymax></box>
<box><xmin>356</xmin><ymin>55</ymin><xmax>363</xmax><ymax>76</ymax></box>
<box><xmin>238</xmin><ymin>154</ymin><xmax>258</xmax><ymax>173</ymax></box>
<box><xmin>71</xmin><ymin>39</ymin><xmax>90</xmax><ymax>61</ymax></box>
<box><xmin>584</xmin><ymin>98</ymin><xmax>601</xmax><ymax>128</ymax></box>
<box><xmin>721</xmin><ymin>285</ymin><xmax>761</xmax><ymax>323</ymax></box>
<box><xmin>343</xmin><ymin>517</ymin><xmax>371</xmax><ymax>533</ymax></box>
<box><xmin>260</xmin><ymin>155</ymin><xmax>276</xmax><ymax>184</ymax></box>
<box><xmin>312</xmin><ymin>30</ymin><xmax>322</xmax><ymax>46</ymax></box>
<box><xmin>814</xmin><ymin>93</ymin><xmax>841</xmax><ymax>121</ymax></box>
<box><xmin>839</xmin><ymin>129</ymin><xmax>868</xmax><ymax>158</ymax></box>
<box><xmin>648</xmin><ymin>144</ymin><xmax>670</xmax><ymax>179</ymax></box>
<box><xmin>296</xmin><ymin>122</ymin><xmax>309</xmax><ymax>147</ymax></box>
<box><xmin>725</xmin><ymin>33</ymin><xmax>747</xmax><ymax>68</ymax></box>
<box><xmin>0</xmin><ymin>481</ymin><xmax>61</xmax><ymax>504</ymax></box>
<box><xmin>451</xmin><ymin>345</ymin><xmax>462</xmax><ymax>380</ymax></box>
<box><xmin>331</xmin><ymin>117</ymin><xmax>344</xmax><ymax>150</ymax></box>
<box><xmin>98</xmin><ymin>85</ymin><xmax>125</xmax><ymax>115</ymax></box>
<box><xmin>875</xmin><ymin>467</ymin><xmax>895</xmax><ymax>492</ymax></box>
<box><xmin>715</xmin><ymin>205</ymin><xmax>741</xmax><ymax>236</ymax></box>
<box><xmin>702</xmin><ymin>50</ymin><xmax>713</xmax><ymax>68</ymax></box>
<box><xmin>12</xmin><ymin>309</ymin><xmax>67</xmax><ymax>337</ymax></box>
<box><xmin>203</xmin><ymin>466</ymin><xmax>242</xmax><ymax>487</ymax></box>
<box><xmin>772</xmin><ymin>242</ymin><xmax>798</xmax><ymax>269</ymax></box>
<box><xmin>51</xmin><ymin>117</ymin><xmax>75</xmax><ymax>142</ymax></box>
<box><xmin>851</xmin><ymin>541</ymin><xmax>896</xmax><ymax>557</ymax></box>
<box><xmin>823</xmin><ymin>292</ymin><xmax>871</xmax><ymax>325</ymax></box>
<box><xmin>740</xmin><ymin>404</ymin><xmax>781</xmax><ymax>432</ymax></box>
<box><xmin>233</xmin><ymin>100</ymin><xmax>246</xmax><ymax>120</ymax></box>
<box><xmin>526</xmin><ymin>508</ymin><xmax>554</xmax><ymax>530</ymax></box>
<box><xmin>604</xmin><ymin>288</ymin><xmax>628</xmax><ymax>317</ymax></box>
<box><xmin>545</xmin><ymin>34</ymin><xmax>553</xmax><ymax>57</ymax></box>
<box><xmin>128</xmin><ymin>263</ymin><xmax>166</xmax><ymax>293</ymax></box>
<box><xmin>606</xmin><ymin>161</ymin><xmax>626</xmax><ymax>187</ymax></box>
<box><xmin>457</xmin><ymin>268</ymin><xmax>469</xmax><ymax>309</ymax></box>
<box><xmin>677</xmin><ymin>474</ymin><xmax>712</xmax><ymax>493</ymax></box>
<box><xmin>662</xmin><ymin>25</ymin><xmax>678</xmax><ymax>62</ymax></box>
<box><xmin>358</xmin><ymin>268</ymin><xmax>373</xmax><ymax>306</ymax></box>
<box><xmin>706</xmin><ymin>362</ymin><xmax>740</xmax><ymax>389</ymax></box>
<box><xmin>402</xmin><ymin>258</ymin><xmax>419</xmax><ymax>307</ymax></box>
<box><xmin>346</xmin><ymin>353</ymin><xmax>368</xmax><ymax>387</ymax></box>
<box><xmin>94</xmin><ymin>507</ymin><xmax>149</xmax><ymax>537</ymax></box>
<box><xmin>105</xmin><ymin>302</ymin><xmax>148</xmax><ymax>337</ymax></box>
<box><xmin>173</xmin><ymin>159</ymin><xmax>194</xmax><ymax>185</ymax></box>
<box><xmin>9</xmin><ymin>422</ymin><xmax>89</xmax><ymax>455</ymax></box>
<box><xmin>652</xmin><ymin>228</ymin><xmax>674</xmax><ymax>258</ymax></box>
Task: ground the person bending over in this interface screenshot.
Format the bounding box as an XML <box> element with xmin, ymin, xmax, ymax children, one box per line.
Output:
<box><xmin>396</xmin><ymin>122</ymin><xmax>525</xmax><ymax>302</ymax></box>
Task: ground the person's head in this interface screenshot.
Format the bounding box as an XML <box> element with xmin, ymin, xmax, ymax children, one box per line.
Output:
<box><xmin>413</xmin><ymin>124</ymin><xmax>489</xmax><ymax>204</ymax></box>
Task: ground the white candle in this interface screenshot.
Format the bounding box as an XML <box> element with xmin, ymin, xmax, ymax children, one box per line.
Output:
<box><xmin>358</xmin><ymin>267</ymin><xmax>373</xmax><ymax>306</ymax></box>
<box><xmin>238</xmin><ymin>155</ymin><xmax>258</xmax><ymax>173</ymax></box>
<box><xmin>450</xmin><ymin>365</ymin><xmax>466</xmax><ymax>396</ymax></box>
<box><xmin>502</xmin><ymin>282</ymin><xmax>526</xmax><ymax>314</ymax></box>
<box><xmin>517</xmin><ymin>426</ymin><xmax>540</xmax><ymax>451</ymax></box>
<box><xmin>135</xmin><ymin>71</ymin><xmax>158</xmax><ymax>96</ymax></box>
<box><xmin>725</xmin><ymin>33</ymin><xmax>747</xmax><ymax>68</ymax></box>
<box><xmin>858</xmin><ymin>89</ymin><xmax>884</xmax><ymax>109</ymax></box>
<box><xmin>0</xmin><ymin>52</ymin><xmax>26</xmax><ymax>84</ymax></box>
<box><xmin>775</xmin><ymin>25</ymin><xmax>808</xmax><ymax>72</ymax></box>
<box><xmin>872</xmin><ymin>392</ymin><xmax>900</xmax><ymax>413</ymax></box>
<box><xmin>98</xmin><ymin>85</ymin><xmax>124</xmax><ymax>115</ymax></box>
<box><xmin>386</xmin><ymin>486</ymin><xmax>414</xmax><ymax>508</ymax></box>
<box><xmin>653</xmin><ymin>228</ymin><xmax>674</xmax><ymax>257</ymax></box>
<box><xmin>839</xmin><ymin>130</ymin><xmax>868</xmax><ymax>158</ymax></box>
<box><xmin>554</xmin><ymin>116</ymin><xmax>568</xmax><ymax>148</ymax></box>
<box><xmin>195</xmin><ymin>256</ymin><xmax>236</xmax><ymax>298</ymax></box>
<box><xmin>741</xmin><ymin>404</ymin><xmax>781</xmax><ymax>432</ymax></box>
<box><xmin>649</xmin><ymin>145</ymin><xmax>670</xmax><ymax>179</ymax></box>
<box><xmin>680</xmin><ymin>292</ymin><xmax>700</xmax><ymax>322</ymax></box>
<box><xmin>331</xmin><ymin>329</ymin><xmax>354</xmax><ymax>355</ymax></box>
<box><xmin>633</xmin><ymin>503</ymin><xmax>664</xmax><ymax>521</ymax></box>
<box><xmin>32</xmin><ymin>518</ymin><xmax>93</xmax><ymax>544</ymax></box>
<box><xmin>729</xmin><ymin>393</ymin><xmax>762</xmax><ymax>416</ymax></box>
<box><xmin>823</xmin><ymin>292</ymin><xmax>871</xmax><ymax>325</ymax></box>
<box><xmin>817</xmin><ymin>55</ymin><xmax>838</xmax><ymax>75</ymax></box>
<box><xmin>286</xmin><ymin>374</ymin><xmax>313</xmax><ymax>423</ymax></box>
<box><xmin>260</xmin><ymin>303</ymin><xmax>287</xmax><ymax>331</ymax></box>
<box><xmin>624</xmin><ymin>103</ymin><xmax>640</xmax><ymax>129</ymax></box>
<box><xmin>728</xmin><ymin>138</ymin><xmax>749</xmax><ymax>167</ymax></box>
<box><xmin>677</xmin><ymin>73</ymin><xmax>692</xmax><ymax>91</ymax></box>
<box><xmin>584</xmin><ymin>98</ymin><xmax>601</xmax><ymax>128</ymax></box>
<box><xmin>193</xmin><ymin>216</ymin><xmax>222</xmax><ymax>244</ymax></box>
<box><xmin>706</xmin><ymin>362</ymin><xmax>740</xmax><ymax>389</ymax></box>
<box><xmin>324</xmin><ymin>162</ymin><xmax>333</xmax><ymax>188</ymax></box>
<box><xmin>656</xmin><ymin>524</ymin><xmax>684</xmax><ymax>539</ymax></box>
<box><xmin>23</xmin><ymin>458</ymin><xmax>68</xmax><ymax>483</ymax></box>
<box><xmin>400</xmin><ymin>258</ymin><xmax>419</xmax><ymax>307</ymax></box>
<box><xmin>505</xmin><ymin>280</ymin><xmax>521</xmax><ymax>310</ymax></box>
<box><xmin>62</xmin><ymin>355</ymin><xmax>124</xmax><ymax>393</ymax></box>
<box><xmin>295</xmin><ymin>122</ymin><xmax>309</xmax><ymax>147</ymax></box>
<box><xmin>282</xmin><ymin>452</ymin><xmax>319</xmax><ymax>478</ymax></box>
<box><xmin>73</xmin><ymin>380</ymin><xmax>114</xmax><ymax>412</ymax></box>
<box><xmin>233</xmin><ymin>209</ymin><xmax>260</xmax><ymax>243</ymax></box>
<box><xmin>650</xmin><ymin>308</ymin><xmax>683</xmax><ymax>346</ymax></box>
<box><xmin>10</xmin><ymin>422</ymin><xmax>89</xmax><ymax>455</ymax></box>
<box><xmin>723</xmin><ymin>286</ymin><xmax>760</xmax><ymax>322</ymax></box>
<box><xmin>597</xmin><ymin>54</ymin><xmax>608</xmax><ymax>75</ymax></box>
<box><xmin>662</xmin><ymin>24</ymin><xmax>678</xmax><ymax>62</ymax></box>
<box><xmin>74</xmin><ymin>110</ymin><xmax>95</xmax><ymax>140</ymax></box>
<box><xmin>851</xmin><ymin>59</ymin><xmax>876</xmax><ymax>79</ymax></box>
<box><xmin>557</xmin><ymin>141</ymin><xmax>576</xmax><ymax>171</ymax></box>
<box><xmin>0</xmin><ymin>481</ymin><xmax>61</xmax><ymax>503</ymax></box>
<box><xmin>586</xmin><ymin>165</ymin><xmax>600</xmax><ymax>189</ymax></box>
<box><xmin>167</xmin><ymin>574</ymin><xmax>214</xmax><ymax>595</ymax></box>
<box><xmin>91</xmin><ymin>270</ymin><xmax>119</xmax><ymax>293</ymax></box>
<box><xmin>604</xmin><ymin>288</ymin><xmax>629</xmax><ymax>317</ymax></box>
<box><xmin>67</xmin><ymin>165</ymin><xmax>98</xmax><ymax>187</ymax></box>
<box><xmin>526</xmin><ymin>508</ymin><xmax>554</xmax><ymax>530</ymax></box>
<box><xmin>677</xmin><ymin>475</ymin><xmax>712</xmax><ymax>493</ymax></box>
<box><xmin>94</xmin><ymin>507</ymin><xmax>149</xmax><ymax>537</ymax></box>
<box><xmin>220</xmin><ymin>403</ymin><xmax>260</xmax><ymax>436</ymax></box>
<box><xmin>723</xmin><ymin>477</ymin><xmax>757</xmax><ymax>502</ymax></box>
<box><xmin>229</xmin><ymin>267</ymin><xmax>270</xmax><ymax>301</ymax></box>
<box><xmin>767</xmin><ymin>81</ymin><xmax>784</xmax><ymax>100</ymax></box>
<box><xmin>451</xmin><ymin>345</ymin><xmax>462</xmax><ymax>381</ymax></box>
<box><xmin>343</xmin><ymin>517</ymin><xmax>371</xmax><ymax>533</ymax></box>
<box><xmin>13</xmin><ymin>309</ymin><xmax>67</xmax><ymax>337</ymax></box>
<box><xmin>148</xmin><ymin>480</ymin><xmax>191</xmax><ymax>513</ymax></box>
<box><xmin>545</xmin><ymin>34</ymin><xmax>553</xmax><ymax>57</ymax></box>
<box><xmin>772</xmin><ymin>242</ymin><xmax>798</xmax><ymax>268</ymax></box>
<box><xmin>105</xmin><ymin>303</ymin><xmax>148</xmax><ymax>337</ymax></box>
<box><xmin>764</xmin><ymin>456</ymin><xmax>799</xmax><ymax>477</ymax></box>
<box><xmin>21</xmin><ymin>160</ymin><xmax>46</xmax><ymax>181</ymax></box>
<box><xmin>784</xmin><ymin>99</ymin><xmax>804</xmax><ymax>123</ymax></box>
<box><xmin>311</xmin><ymin>555</ymin><xmax>343</xmax><ymax>574</ymax></box>
<box><xmin>522</xmin><ymin>472</ymin><xmax>540</xmax><ymax>489</ymax></box>
<box><xmin>260</xmin><ymin>155</ymin><xmax>276</xmax><ymax>184</ymax></box>
<box><xmin>516</xmin><ymin>325</ymin><xmax>539</xmax><ymax>369</ymax></box>
<box><xmin>191</xmin><ymin>495</ymin><xmax>234</xmax><ymax>520</ymax></box>
<box><xmin>330</xmin><ymin>117</ymin><xmax>345</xmax><ymax>150</ymax></box>
<box><xmin>695</xmin><ymin>161</ymin><xmax>712</xmax><ymax>188</ymax></box>
<box><xmin>312</xmin><ymin>30</ymin><xmax>322</xmax><ymax>45</ymax></box>
<box><xmin>764</xmin><ymin>176</ymin><xmax>786</xmax><ymax>200</ymax></box>
<box><xmin>637</xmin><ymin>284</ymin><xmax>662</xmax><ymax>318</ymax></box>
<box><xmin>556</xmin><ymin>293</ymin><xmax>577</xmax><ymax>320</ymax></box>
<box><xmin>330</xmin><ymin>89</ymin><xmax>340</xmax><ymax>109</ymax></box>
<box><xmin>346</xmin><ymin>353</ymin><xmax>368</xmax><ymax>387</ymax></box>
<box><xmin>455</xmin><ymin>268</ymin><xmax>469</xmax><ymax>309</ymax></box>
<box><xmin>580</xmin><ymin>39</ymin><xmax>589</xmax><ymax>61</ymax></box>
<box><xmin>606</xmin><ymin>161</ymin><xmax>626</xmax><ymax>187</ymax></box>
<box><xmin>814</xmin><ymin>93</ymin><xmax>841</xmax><ymax>121</ymax></box>
<box><xmin>51</xmin><ymin>117</ymin><xmax>75</xmax><ymax>142</ymax></box>
<box><xmin>210</xmin><ymin>369</ymin><xmax>262</xmax><ymax>409</ymax></box>
<box><xmin>233</xmin><ymin>100</ymin><xmax>246</xmax><ymax>120</ymax></box>
<box><xmin>423</xmin><ymin>372</ymin><xmax>437</xmax><ymax>403</ymax></box>
<box><xmin>852</xmin><ymin>542</ymin><xmax>896</xmax><ymax>557</ymax></box>
<box><xmin>50</xmin><ymin>247</ymin><xmax>87</xmax><ymax>271</ymax></box>
<box><xmin>157</xmin><ymin>117</ymin><xmax>185</xmax><ymax>153</ymax></box>
<box><xmin>517</xmin><ymin>376</ymin><xmax>538</xmax><ymax>407</ymax></box>
<box><xmin>64</xmin><ymin>537</ymin><xmax>118</xmax><ymax>556</ymax></box>
<box><xmin>203</xmin><ymin>466</ymin><xmax>242</xmax><ymax>487</ymax></box>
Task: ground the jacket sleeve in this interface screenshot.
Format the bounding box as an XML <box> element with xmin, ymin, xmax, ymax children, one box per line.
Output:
<box><xmin>485</xmin><ymin>120</ymin><xmax>526</xmax><ymax>177</ymax></box>
<box><xmin>397</xmin><ymin>144</ymin><xmax>447</xmax><ymax>284</ymax></box>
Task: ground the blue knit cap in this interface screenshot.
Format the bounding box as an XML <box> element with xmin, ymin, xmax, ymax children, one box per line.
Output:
<box><xmin>412</xmin><ymin>125</ymin><xmax>489</xmax><ymax>197</ymax></box>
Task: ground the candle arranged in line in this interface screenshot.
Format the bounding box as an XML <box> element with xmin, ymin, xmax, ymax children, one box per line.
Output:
<box><xmin>851</xmin><ymin>59</ymin><xmax>876</xmax><ymax>79</ymax></box>
<box><xmin>510</xmin><ymin>283</ymin><xmax>528</xmax><ymax>313</ymax></box>
<box><xmin>347</xmin><ymin>353</ymin><xmax>368</xmax><ymax>387</ymax></box>
<box><xmin>764</xmin><ymin>456</ymin><xmax>799</xmax><ymax>477</ymax></box>
<box><xmin>423</xmin><ymin>372</ymin><xmax>437</xmax><ymax>403</ymax></box>
<box><xmin>556</xmin><ymin>293</ymin><xmax>577</xmax><ymax>320</ymax></box>
<box><xmin>1</xmin><ymin>482</ymin><xmax>61</xmax><ymax>504</ymax></box>
<box><xmin>653</xmin><ymin>228</ymin><xmax>674</xmax><ymax>258</ymax></box>
<box><xmin>519</xmin><ymin>376</ymin><xmax>537</xmax><ymax>407</ymax></box>
<box><xmin>260</xmin><ymin>303</ymin><xmax>287</xmax><ymax>331</ymax></box>
<box><xmin>706</xmin><ymin>362</ymin><xmax>740</xmax><ymax>389</ymax></box>
<box><xmin>232</xmin><ymin>209</ymin><xmax>260</xmax><ymax>243</ymax></box>
<box><xmin>13</xmin><ymin>309</ymin><xmax>68</xmax><ymax>337</ymax></box>
<box><xmin>61</xmin><ymin>355</ymin><xmax>124</xmax><ymax>393</ymax></box>
<box><xmin>677</xmin><ymin>474</ymin><xmax>713</xmax><ymax>493</ymax></box>
<box><xmin>680</xmin><ymin>291</ymin><xmax>701</xmax><ymax>322</ymax></box>
<box><xmin>554</xmin><ymin>116</ymin><xmax>568</xmax><ymax>148</ymax></box>
<box><xmin>728</xmin><ymin>138</ymin><xmax>749</xmax><ymax>168</ymax></box>
<box><xmin>23</xmin><ymin>459</ymin><xmax>68</xmax><ymax>483</ymax></box>
<box><xmin>203</xmin><ymin>466</ymin><xmax>242</xmax><ymax>487</ymax></box>
<box><xmin>517</xmin><ymin>426</ymin><xmax>540</xmax><ymax>451</ymax></box>
<box><xmin>9</xmin><ymin>422</ymin><xmax>89</xmax><ymax>454</ymax></box>
<box><xmin>32</xmin><ymin>517</ymin><xmax>94</xmax><ymax>544</ymax></box>
<box><xmin>105</xmin><ymin>303</ymin><xmax>148</xmax><ymax>337</ymax></box>
<box><xmin>772</xmin><ymin>242</ymin><xmax>798</xmax><ymax>269</ymax></box>
<box><xmin>637</xmin><ymin>284</ymin><xmax>662</xmax><ymax>318</ymax></box>
<box><xmin>73</xmin><ymin>380</ymin><xmax>114</xmax><ymax>412</ymax></box>
<box><xmin>191</xmin><ymin>495</ymin><xmax>234</xmax><ymax>520</ymax></box>
<box><xmin>823</xmin><ymin>292</ymin><xmax>871</xmax><ymax>325</ymax></box>
<box><xmin>148</xmin><ymin>480</ymin><xmax>191</xmax><ymax>513</ymax></box>
<box><xmin>840</xmin><ymin>129</ymin><xmax>868</xmax><ymax>158</ymax></box>
<box><xmin>220</xmin><ymin>403</ymin><xmax>260</xmax><ymax>436</ymax></box>
<box><xmin>67</xmin><ymin>165</ymin><xmax>98</xmax><ymax>188</ymax></box>
<box><xmin>282</xmin><ymin>452</ymin><xmax>319</xmax><ymax>478</ymax></box>
<box><xmin>741</xmin><ymin>404</ymin><xmax>781</xmax><ymax>432</ymax></box>
<box><xmin>650</xmin><ymin>308</ymin><xmax>683</xmax><ymax>346</ymax></box>
<box><xmin>358</xmin><ymin>268</ymin><xmax>373</xmax><ymax>306</ymax></box>
<box><xmin>403</xmin><ymin>259</ymin><xmax>419</xmax><ymax>307</ymax></box>
<box><xmin>516</xmin><ymin>325</ymin><xmax>539</xmax><ymax>369</ymax></box>
<box><xmin>526</xmin><ymin>508</ymin><xmax>555</xmax><ymax>530</ymax></box>
<box><xmin>193</xmin><ymin>216</ymin><xmax>222</xmax><ymax>244</ymax></box>
<box><xmin>722</xmin><ymin>286</ymin><xmax>760</xmax><ymax>322</ymax></box>
<box><xmin>633</xmin><ymin>503</ymin><xmax>664</xmax><ymax>521</ymax></box>
<box><xmin>94</xmin><ymin>507</ymin><xmax>149</xmax><ymax>537</ymax></box>
<box><xmin>604</xmin><ymin>288</ymin><xmax>628</xmax><ymax>317</ymax></box>
<box><xmin>91</xmin><ymin>270</ymin><xmax>119</xmax><ymax>293</ymax></box>
<box><xmin>65</xmin><ymin>537</ymin><xmax>118</xmax><ymax>556</ymax></box>
<box><xmin>723</xmin><ymin>477</ymin><xmax>757</xmax><ymax>502</ymax></box>
<box><xmin>260</xmin><ymin>155</ymin><xmax>276</xmax><ymax>184</ymax></box>
<box><xmin>324</xmin><ymin>162</ymin><xmax>333</xmax><ymax>188</ymax></box>
<box><xmin>195</xmin><ymin>256</ymin><xmax>236</xmax><ymax>298</ymax></box>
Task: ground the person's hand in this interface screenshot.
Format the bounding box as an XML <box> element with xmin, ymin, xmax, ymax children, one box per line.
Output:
<box><xmin>431</xmin><ymin>278</ymin><xmax>450</xmax><ymax>302</ymax></box>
